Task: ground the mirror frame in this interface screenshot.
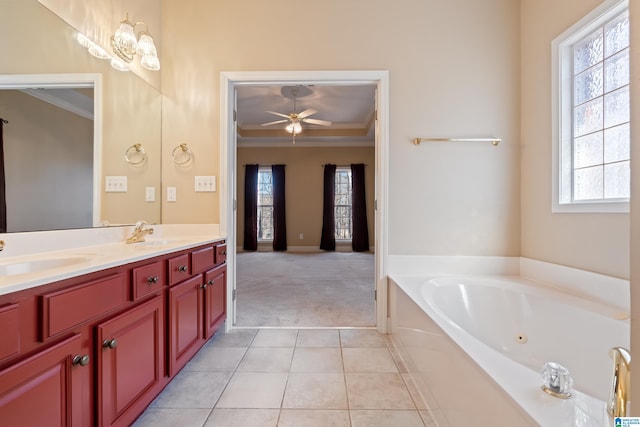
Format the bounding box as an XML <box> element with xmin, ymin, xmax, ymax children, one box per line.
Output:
<box><xmin>0</xmin><ymin>73</ymin><xmax>102</xmax><ymax>227</ymax></box>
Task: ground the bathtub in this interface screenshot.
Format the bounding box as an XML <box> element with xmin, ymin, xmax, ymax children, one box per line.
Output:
<box><xmin>388</xmin><ymin>260</ymin><xmax>630</xmax><ymax>427</ymax></box>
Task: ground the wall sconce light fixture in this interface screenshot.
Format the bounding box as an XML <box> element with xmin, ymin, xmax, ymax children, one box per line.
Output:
<box><xmin>111</xmin><ymin>14</ymin><xmax>160</xmax><ymax>71</ymax></box>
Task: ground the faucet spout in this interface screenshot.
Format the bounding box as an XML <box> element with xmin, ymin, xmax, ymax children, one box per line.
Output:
<box><xmin>126</xmin><ymin>220</ymin><xmax>154</xmax><ymax>244</ymax></box>
<box><xmin>608</xmin><ymin>346</ymin><xmax>631</xmax><ymax>418</ymax></box>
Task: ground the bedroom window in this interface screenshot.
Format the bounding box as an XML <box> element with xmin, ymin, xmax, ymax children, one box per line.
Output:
<box><xmin>335</xmin><ymin>167</ymin><xmax>352</xmax><ymax>240</ymax></box>
<box><xmin>552</xmin><ymin>0</ymin><xmax>629</xmax><ymax>213</ymax></box>
<box><xmin>257</xmin><ymin>167</ymin><xmax>273</xmax><ymax>240</ymax></box>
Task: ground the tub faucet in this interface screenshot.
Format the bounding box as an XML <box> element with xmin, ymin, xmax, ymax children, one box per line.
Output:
<box><xmin>126</xmin><ymin>220</ymin><xmax>154</xmax><ymax>244</ymax></box>
<box><xmin>608</xmin><ymin>346</ymin><xmax>631</xmax><ymax>418</ymax></box>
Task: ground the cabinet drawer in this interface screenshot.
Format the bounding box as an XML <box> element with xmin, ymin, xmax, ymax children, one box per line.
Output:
<box><xmin>132</xmin><ymin>261</ymin><xmax>164</xmax><ymax>301</ymax></box>
<box><xmin>192</xmin><ymin>246</ymin><xmax>214</xmax><ymax>274</ymax></box>
<box><xmin>168</xmin><ymin>254</ymin><xmax>191</xmax><ymax>286</ymax></box>
<box><xmin>0</xmin><ymin>304</ymin><xmax>20</xmax><ymax>361</ymax></box>
<box><xmin>215</xmin><ymin>243</ymin><xmax>227</xmax><ymax>265</ymax></box>
<box><xmin>40</xmin><ymin>273</ymin><xmax>127</xmax><ymax>340</ymax></box>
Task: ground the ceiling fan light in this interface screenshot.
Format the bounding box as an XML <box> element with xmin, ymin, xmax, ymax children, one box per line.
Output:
<box><xmin>285</xmin><ymin>121</ymin><xmax>302</xmax><ymax>134</ymax></box>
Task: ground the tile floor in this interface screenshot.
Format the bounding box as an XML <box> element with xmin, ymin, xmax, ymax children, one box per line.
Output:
<box><xmin>133</xmin><ymin>328</ymin><xmax>436</xmax><ymax>427</ymax></box>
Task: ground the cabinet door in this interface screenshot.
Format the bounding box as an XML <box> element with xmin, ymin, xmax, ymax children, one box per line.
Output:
<box><xmin>0</xmin><ymin>334</ymin><xmax>85</xmax><ymax>427</ymax></box>
<box><xmin>168</xmin><ymin>275</ymin><xmax>204</xmax><ymax>376</ymax></box>
<box><xmin>204</xmin><ymin>266</ymin><xmax>226</xmax><ymax>339</ymax></box>
<box><xmin>97</xmin><ymin>296</ymin><xmax>164</xmax><ymax>427</ymax></box>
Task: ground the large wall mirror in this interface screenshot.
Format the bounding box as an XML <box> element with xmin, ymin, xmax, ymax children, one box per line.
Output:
<box><xmin>0</xmin><ymin>0</ymin><xmax>161</xmax><ymax>233</ymax></box>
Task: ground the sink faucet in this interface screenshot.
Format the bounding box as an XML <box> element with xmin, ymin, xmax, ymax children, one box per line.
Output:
<box><xmin>608</xmin><ymin>346</ymin><xmax>631</xmax><ymax>418</ymax></box>
<box><xmin>126</xmin><ymin>221</ymin><xmax>154</xmax><ymax>244</ymax></box>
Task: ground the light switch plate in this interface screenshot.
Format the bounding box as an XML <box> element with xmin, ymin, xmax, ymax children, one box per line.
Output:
<box><xmin>195</xmin><ymin>176</ymin><xmax>216</xmax><ymax>192</ymax></box>
<box><xmin>105</xmin><ymin>176</ymin><xmax>127</xmax><ymax>192</ymax></box>
<box><xmin>145</xmin><ymin>186</ymin><xmax>155</xmax><ymax>202</ymax></box>
<box><xmin>167</xmin><ymin>187</ymin><xmax>177</xmax><ymax>202</ymax></box>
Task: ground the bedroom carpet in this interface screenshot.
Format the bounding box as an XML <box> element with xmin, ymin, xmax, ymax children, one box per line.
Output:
<box><xmin>235</xmin><ymin>252</ymin><xmax>375</xmax><ymax>327</ymax></box>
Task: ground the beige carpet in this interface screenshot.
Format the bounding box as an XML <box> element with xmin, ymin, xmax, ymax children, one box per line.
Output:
<box><xmin>235</xmin><ymin>251</ymin><xmax>375</xmax><ymax>327</ymax></box>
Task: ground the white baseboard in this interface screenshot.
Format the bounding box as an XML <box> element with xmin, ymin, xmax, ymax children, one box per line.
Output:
<box><xmin>236</xmin><ymin>245</ymin><xmax>375</xmax><ymax>253</ymax></box>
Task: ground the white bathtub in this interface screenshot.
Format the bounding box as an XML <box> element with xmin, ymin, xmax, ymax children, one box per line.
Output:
<box><xmin>389</xmin><ymin>261</ymin><xmax>630</xmax><ymax>427</ymax></box>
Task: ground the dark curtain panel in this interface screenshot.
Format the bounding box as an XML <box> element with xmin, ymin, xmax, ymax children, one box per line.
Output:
<box><xmin>0</xmin><ymin>122</ymin><xmax>6</xmax><ymax>233</ymax></box>
<box><xmin>243</xmin><ymin>164</ymin><xmax>259</xmax><ymax>251</ymax></box>
<box><xmin>271</xmin><ymin>164</ymin><xmax>287</xmax><ymax>251</ymax></box>
<box><xmin>320</xmin><ymin>164</ymin><xmax>336</xmax><ymax>251</ymax></box>
<box><xmin>351</xmin><ymin>163</ymin><xmax>370</xmax><ymax>252</ymax></box>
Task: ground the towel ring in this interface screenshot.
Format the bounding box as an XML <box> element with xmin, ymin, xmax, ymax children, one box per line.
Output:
<box><xmin>125</xmin><ymin>143</ymin><xmax>146</xmax><ymax>165</ymax></box>
<box><xmin>172</xmin><ymin>143</ymin><xmax>193</xmax><ymax>165</ymax></box>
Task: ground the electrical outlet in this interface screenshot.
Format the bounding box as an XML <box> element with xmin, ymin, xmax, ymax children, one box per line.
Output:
<box><xmin>145</xmin><ymin>186</ymin><xmax>155</xmax><ymax>202</ymax></box>
<box><xmin>195</xmin><ymin>176</ymin><xmax>216</xmax><ymax>192</ymax></box>
<box><xmin>167</xmin><ymin>187</ymin><xmax>177</xmax><ymax>202</ymax></box>
<box><xmin>105</xmin><ymin>176</ymin><xmax>127</xmax><ymax>192</ymax></box>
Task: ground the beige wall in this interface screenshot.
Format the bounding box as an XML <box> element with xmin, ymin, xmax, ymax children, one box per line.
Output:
<box><xmin>161</xmin><ymin>0</ymin><xmax>522</xmax><ymax>257</ymax></box>
<box><xmin>237</xmin><ymin>146</ymin><xmax>375</xmax><ymax>250</ymax></box>
<box><xmin>520</xmin><ymin>0</ymin><xmax>630</xmax><ymax>279</ymax></box>
<box><xmin>0</xmin><ymin>90</ymin><xmax>93</xmax><ymax>231</ymax></box>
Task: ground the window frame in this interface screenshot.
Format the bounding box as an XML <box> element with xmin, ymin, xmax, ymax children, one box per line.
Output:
<box><xmin>256</xmin><ymin>167</ymin><xmax>274</xmax><ymax>241</ymax></box>
<box><xmin>551</xmin><ymin>0</ymin><xmax>629</xmax><ymax>213</ymax></box>
<box><xmin>334</xmin><ymin>167</ymin><xmax>353</xmax><ymax>241</ymax></box>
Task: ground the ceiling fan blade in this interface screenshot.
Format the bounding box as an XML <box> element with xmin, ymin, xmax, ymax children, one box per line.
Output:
<box><xmin>265</xmin><ymin>110</ymin><xmax>291</xmax><ymax>119</ymax></box>
<box><xmin>303</xmin><ymin>118</ymin><xmax>333</xmax><ymax>127</ymax></box>
<box><xmin>297</xmin><ymin>108</ymin><xmax>317</xmax><ymax>119</ymax></box>
<box><xmin>261</xmin><ymin>119</ymin><xmax>289</xmax><ymax>126</ymax></box>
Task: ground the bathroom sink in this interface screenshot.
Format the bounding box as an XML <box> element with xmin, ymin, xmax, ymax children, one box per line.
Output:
<box><xmin>0</xmin><ymin>256</ymin><xmax>91</xmax><ymax>277</ymax></box>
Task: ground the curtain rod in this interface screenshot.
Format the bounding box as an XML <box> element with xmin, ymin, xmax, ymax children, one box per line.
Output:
<box><xmin>242</xmin><ymin>164</ymin><xmax>286</xmax><ymax>167</ymax></box>
<box><xmin>322</xmin><ymin>164</ymin><xmax>367</xmax><ymax>167</ymax></box>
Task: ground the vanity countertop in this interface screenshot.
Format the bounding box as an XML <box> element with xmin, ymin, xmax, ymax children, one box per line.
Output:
<box><xmin>0</xmin><ymin>224</ymin><xmax>225</xmax><ymax>296</ymax></box>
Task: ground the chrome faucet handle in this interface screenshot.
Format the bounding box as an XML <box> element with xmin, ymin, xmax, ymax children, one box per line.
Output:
<box><xmin>134</xmin><ymin>220</ymin><xmax>147</xmax><ymax>231</ymax></box>
<box><xmin>0</xmin><ymin>240</ymin><xmax>4</xmax><ymax>251</ymax></box>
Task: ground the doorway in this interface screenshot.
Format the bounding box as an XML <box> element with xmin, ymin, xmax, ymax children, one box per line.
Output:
<box><xmin>220</xmin><ymin>70</ymin><xmax>389</xmax><ymax>333</ymax></box>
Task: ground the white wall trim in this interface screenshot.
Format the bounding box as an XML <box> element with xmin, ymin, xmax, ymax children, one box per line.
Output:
<box><xmin>220</xmin><ymin>70</ymin><xmax>390</xmax><ymax>333</ymax></box>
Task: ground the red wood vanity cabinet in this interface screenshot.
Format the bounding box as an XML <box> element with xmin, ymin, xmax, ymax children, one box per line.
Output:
<box><xmin>168</xmin><ymin>243</ymin><xmax>227</xmax><ymax>376</ymax></box>
<box><xmin>0</xmin><ymin>239</ymin><xmax>226</xmax><ymax>427</ymax></box>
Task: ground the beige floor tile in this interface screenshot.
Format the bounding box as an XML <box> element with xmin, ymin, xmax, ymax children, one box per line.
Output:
<box><xmin>346</xmin><ymin>373</ymin><xmax>416</xmax><ymax>410</ymax></box>
<box><xmin>342</xmin><ymin>347</ymin><xmax>398</xmax><ymax>373</ymax></box>
<box><xmin>252</xmin><ymin>329</ymin><xmax>298</xmax><ymax>347</ymax></box>
<box><xmin>350</xmin><ymin>410</ymin><xmax>426</xmax><ymax>427</ymax></box>
<box><xmin>237</xmin><ymin>347</ymin><xmax>294</xmax><ymax>372</ymax></box>
<box><xmin>149</xmin><ymin>370</ymin><xmax>232</xmax><ymax>408</ymax></box>
<box><xmin>340</xmin><ymin>329</ymin><xmax>387</xmax><ymax>347</ymax></box>
<box><xmin>131</xmin><ymin>408</ymin><xmax>211</xmax><ymax>427</ymax></box>
<box><xmin>420</xmin><ymin>409</ymin><xmax>442</xmax><ymax>427</ymax></box>
<box><xmin>211</xmin><ymin>328</ymin><xmax>257</xmax><ymax>347</ymax></box>
<box><xmin>183</xmin><ymin>346</ymin><xmax>247</xmax><ymax>372</ymax></box>
<box><xmin>204</xmin><ymin>408</ymin><xmax>279</xmax><ymax>427</ymax></box>
<box><xmin>282</xmin><ymin>373</ymin><xmax>348</xmax><ymax>409</ymax></box>
<box><xmin>290</xmin><ymin>347</ymin><xmax>344</xmax><ymax>373</ymax></box>
<box><xmin>216</xmin><ymin>372</ymin><xmax>288</xmax><ymax>408</ymax></box>
<box><xmin>278</xmin><ymin>409</ymin><xmax>351</xmax><ymax>427</ymax></box>
<box><xmin>296</xmin><ymin>329</ymin><xmax>341</xmax><ymax>347</ymax></box>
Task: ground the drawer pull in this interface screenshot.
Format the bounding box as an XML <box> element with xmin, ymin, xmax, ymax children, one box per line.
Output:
<box><xmin>103</xmin><ymin>338</ymin><xmax>118</xmax><ymax>349</ymax></box>
<box><xmin>201</xmin><ymin>283</ymin><xmax>208</xmax><ymax>289</ymax></box>
<box><xmin>147</xmin><ymin>276</ymin><xmax>159</xmax><ymax>284</ymax></box>
<box><xmin>72</xmin><ymin>354</ymin><xmax>90</xmax><ymax>366</ymax></box>
<box><xmin>221</xmin><ymin>250</ymin><xmax>227</xmax><ymax>255</ymax></box>
<box><xmin>178</xmin><ymin>265</ymin><xmax>188</xmax><ymax>273</ymax></box>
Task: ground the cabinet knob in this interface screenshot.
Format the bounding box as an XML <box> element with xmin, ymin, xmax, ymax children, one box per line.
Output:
<box><xmin>72</xmin><ymin>354</ymin><xmax>90</xmax><ymax>366</ymax></box>
<box><xmin>201</xmin><ymin>283</ymin><xmax>208</xmax><ymax>289</ymax></box>
<box><xmin>221</xmin><ymin>250</ymin><xmax>227</xmax><ymax>255</ymax></box>
<box><xmin>103</xmin><ymin>338</ymin><xmax>118</xmax><ymax>349</ymax></box>
<box><xmin>178</xmin><ymin>265</ymin><xmax>188</xmax><ymax>273</ymax></box>
<box><xmin>147</xmin><ymin>276</ymin><xmax>159</xmax><ymax>284</ymax></box>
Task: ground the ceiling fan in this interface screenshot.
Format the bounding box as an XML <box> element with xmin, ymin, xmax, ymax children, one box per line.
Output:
<box><xmin>261</xmin><ymin>86</ymin><xmax>332</xmax><ymax>143</ymax></box>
